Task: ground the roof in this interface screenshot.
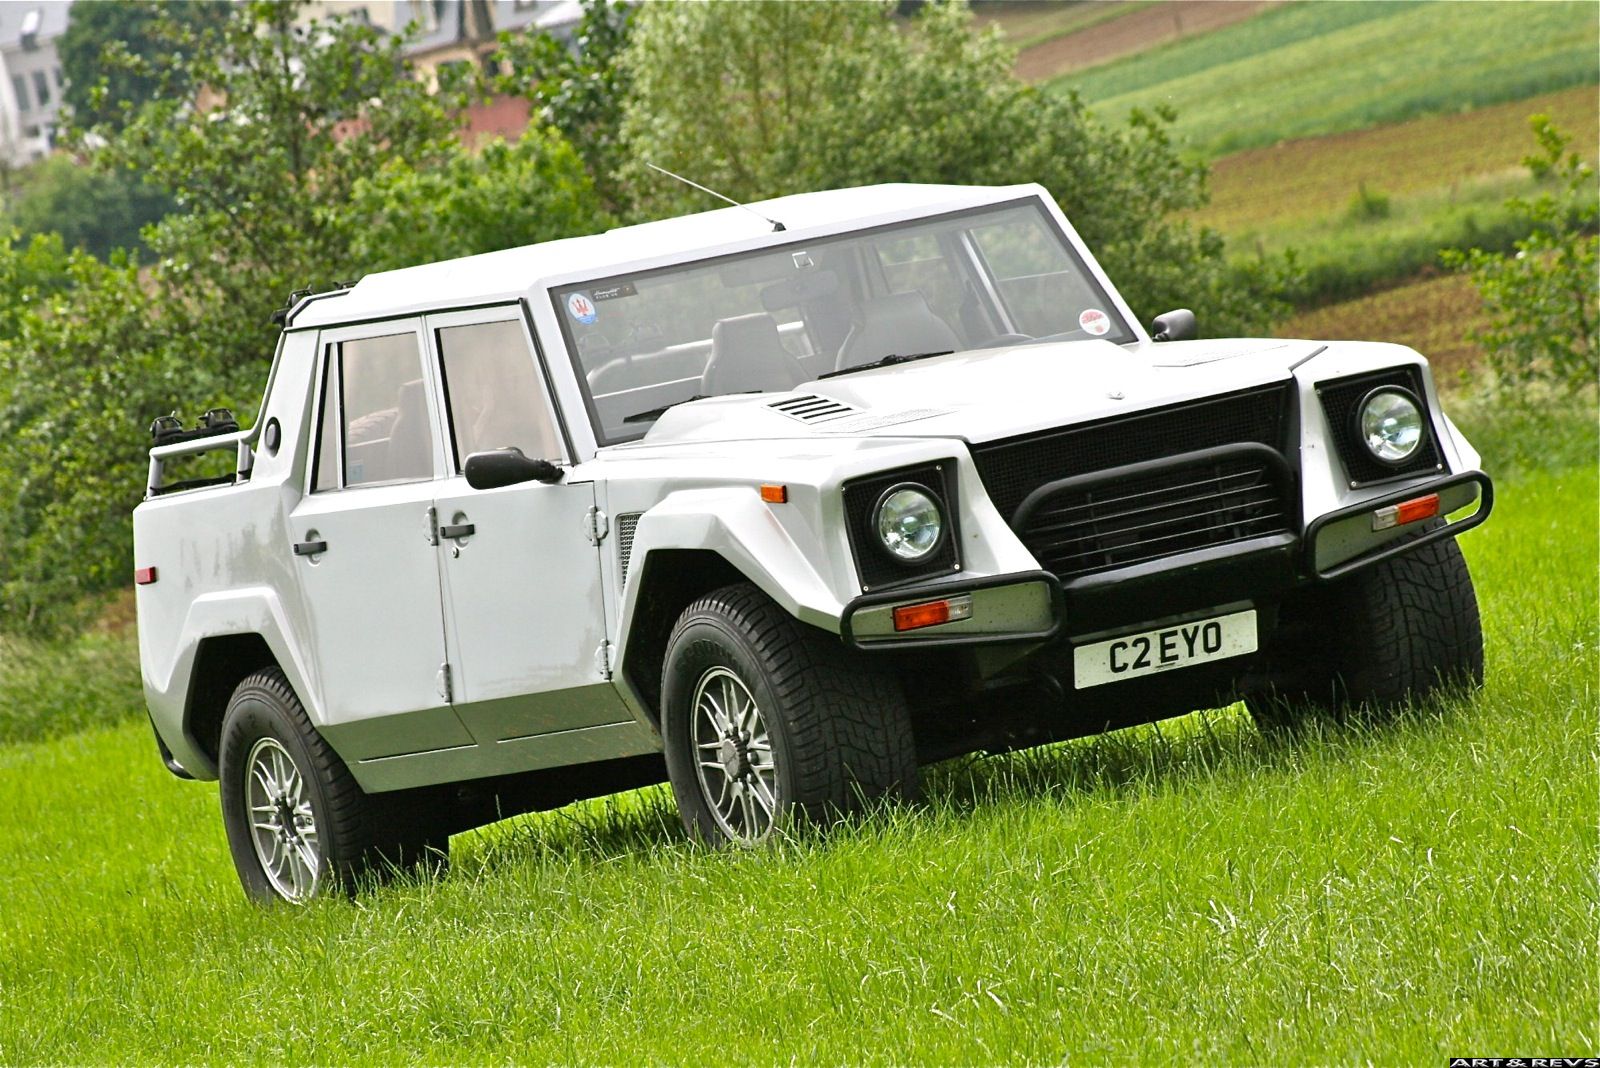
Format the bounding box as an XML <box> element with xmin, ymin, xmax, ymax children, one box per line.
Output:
<box><xmin>0</xmin><ymin>1</ymin><xmax>71</xmax><ymax>51</ymax></box>
<box><xmin>292</xmin><ymin>183</ymin><xmax>1046</xmax><ymax>330</ymax></box>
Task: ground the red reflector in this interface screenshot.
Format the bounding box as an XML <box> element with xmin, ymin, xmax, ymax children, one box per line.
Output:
<box><xmin>134</xmin><ymin>566</ymin><xmax>158</xmax><ymax>586</ymax></box>
<box><xmin>1396</xmin><ymin>493</ymin><xmax>1440</xmax><ymax>525</ymax></box>
<box><xmin>759</xmin><ymin>484</ymin><xmax>788</xmax><ymax>504</ymax></box>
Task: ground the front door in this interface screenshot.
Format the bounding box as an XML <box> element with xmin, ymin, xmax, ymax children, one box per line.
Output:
<box><xmin>423</xmin><ymin>308</ymin><xmax>633</xmax><ymax>742</ymax></box>
<box><xmin>288</xmin><ymin>321</ymin><xmax>473</xmax><ymax>760</ymax></box>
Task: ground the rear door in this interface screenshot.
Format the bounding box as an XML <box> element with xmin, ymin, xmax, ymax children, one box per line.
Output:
<box><xmin>423</xmin><ymin>307</ymin><xmax>634</xmax><ymax>744</ymax></box>
<box><xmin>288</xmin><ymin>321</ymin><xmax>473</xmax><ymax>759</ymax></box>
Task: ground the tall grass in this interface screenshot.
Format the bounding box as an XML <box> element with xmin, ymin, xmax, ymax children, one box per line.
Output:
<box><xmin>0</xmin><ymin>403</ymin><xmax>1594</xmax><ymax>1062</ymax></box>
<box><xmin>1057</xmin><ymin>1</ymin><xmax>1600</xmax><ymax>157</ymax></box>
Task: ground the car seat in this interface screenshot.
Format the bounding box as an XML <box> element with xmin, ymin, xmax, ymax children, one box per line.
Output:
<box><xmin>835</xmin><ymin>290</ymin><xmax>962</xmax><ymax>372</ymax></box>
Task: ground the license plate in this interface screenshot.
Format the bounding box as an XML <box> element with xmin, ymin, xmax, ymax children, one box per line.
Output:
<box><xmin>1072</xmin><ymin>609</ymin><xmax>1257</xmax><ymax>689</ymax></box>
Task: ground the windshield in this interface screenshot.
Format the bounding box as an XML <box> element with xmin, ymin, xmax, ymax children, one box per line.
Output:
<box><xmin>553</xmin><ymin>199</ymin><xmax>1133</xmax><ymax>444</ymax></box>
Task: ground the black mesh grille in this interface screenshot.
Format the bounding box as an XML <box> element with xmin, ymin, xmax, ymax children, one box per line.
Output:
<box><xmin>1316</xmin><ymin>367</ymin><xmax>1443</xmax><ymax>487</ymax></box>
<box><xmin>843</xmin><ymin>461</ymin><xmax>960</xmax><ymax>591</ymax></box>
<box><xmin>971</xmin><ymin>384</ymin><xmax>1295</xmax><ymax>581</ymax></box>
<box><xmin>1016</xmin><ymin>455</ymin><xmax>1291</xmax><ymax>579</ymax></box>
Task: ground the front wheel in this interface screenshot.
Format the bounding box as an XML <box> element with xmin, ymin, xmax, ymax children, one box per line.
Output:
<box><xmin>218</xmin><ymin>668</ymin><xmax>447</xmax><ymax>903</ymax></box>
<box><xmin>1247</xmin><ymin>530</ymin><xmax>1484</xmax><ymax>732</ymax></box>
<box><xmin>661</xmin><ymin>583</ymin><xmax>917</xmax><ymax>846</ymax></box>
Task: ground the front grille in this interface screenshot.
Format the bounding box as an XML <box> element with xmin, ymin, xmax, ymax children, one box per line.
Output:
<box><xmin>1014</xmin><ymin>452</ymin><xmax>1291</xmax><ymax>578</ymax></box>
<box><xmin>1317</xmin><ymin>367</ymin><xmax>1444</xmax><ymax>487</ymax></box>
<box><xmin>972</xmin><ymin>384</ymin><xmax>1295</xmax><ymax>581</ymax></box>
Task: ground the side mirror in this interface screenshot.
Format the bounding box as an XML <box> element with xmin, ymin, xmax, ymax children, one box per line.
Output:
<box><xmin>463</xmin><ymin>448</ymin><xmax>565</xmax><ymax>490</ymax></box>
<box><xmin>1150</xmin><ymin>308</ymin><xmax>1197</xmax><ymax>342</ymax></box>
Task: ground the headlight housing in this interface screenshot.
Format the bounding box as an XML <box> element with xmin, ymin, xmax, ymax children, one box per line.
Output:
<box><xmin>1358</xmin><ymin>387</ymin><xmax>1425</xmax><ymax>466</ymax></box>
<box><xmin>875</xmin><ymin>484</ymin><xmax>945</xmax><ymax>563</ymax></box>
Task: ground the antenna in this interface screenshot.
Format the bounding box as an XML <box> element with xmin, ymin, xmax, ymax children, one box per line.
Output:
<box><xmin>646</xmin><ymin>162</ymin><xmax>786</xmax><ymax>232</ymax></box>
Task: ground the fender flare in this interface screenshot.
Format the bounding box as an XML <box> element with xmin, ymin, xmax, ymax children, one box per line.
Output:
<box><xmin>146</xmin><ymin>587</ymin><xmax>320</xmax><ymax>780</ymax></box>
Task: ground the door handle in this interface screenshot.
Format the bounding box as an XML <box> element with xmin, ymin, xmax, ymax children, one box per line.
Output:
<box><xmin>439</xmin><ymin>523</ymin><xmax>475</xmax><ymax>540</ymax></box>
<box><xmin>293</xmin><ymin>539</ymin><xmax>328</xmax><ymax>556</ymax></box>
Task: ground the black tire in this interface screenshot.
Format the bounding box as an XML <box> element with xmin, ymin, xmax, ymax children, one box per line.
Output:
<box><xmin>218</xmin><ymin>668</ymin><xmax>448</xmax><ymax>903</ymax></box>
<box><xmin>1248</xmin><ymin>531</ymin><xmax>1483</xmax><ymax>732</ymax></box>
<box><xmin>661</xmin><ymin>583</ymin><xmax>917</xmax><ymax>845</ymax></box>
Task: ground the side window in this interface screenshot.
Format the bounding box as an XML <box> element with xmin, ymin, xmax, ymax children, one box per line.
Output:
<box><xmin>311</xmin><ymin>346</ymin><xmax>339</xmax><ymax>492</ymax></box>
<box><xmin>341</xmin><ymin>331</ymin><xmax>436</xmax><ymax>487</ymax></box>
<box><xmin>436</xmin><ymin>319</ymin><xmax>562</xmax><ymax>466</ymax></box>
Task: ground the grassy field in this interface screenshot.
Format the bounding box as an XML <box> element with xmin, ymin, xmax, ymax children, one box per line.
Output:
<box><xmin>1054</xmin><ymin>1</ymin><xmax>1600</xmax><ymax>158</ymax></box>
<box><xmin>1</xmin><ymin>399</ymin><xmax>1595</xmax><ymax>1061</ymax></box>
<box><xmin>1278</xmin><ymin>272</ymin><xmax>1489</xmax><ymax>380</ymax></box>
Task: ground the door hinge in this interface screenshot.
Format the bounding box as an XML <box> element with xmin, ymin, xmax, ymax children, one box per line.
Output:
<box><xmin>594</xmin><ymin>640</ymin><xmax>614</xmax><ymax>680</ymax></box>
<box><xmin>424</xmin><ymin>505</ymin><xmax>439</xmax><ymax>547</ymax></box>
<box><xmin>436</xmin><ymin>662</ymin><xmax>453</xmax><ymax>703</ymax></box>
<box><xmin>584</xmin><ymin>505</ymin><xmax>609</xmax><ymax>546</ymax></box>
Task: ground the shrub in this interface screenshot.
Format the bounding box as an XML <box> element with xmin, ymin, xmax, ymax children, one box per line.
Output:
<box><xmin>1442</xmin><ymin>117</ymin><xmax>1598</xmax><ymax>394</ymax></box>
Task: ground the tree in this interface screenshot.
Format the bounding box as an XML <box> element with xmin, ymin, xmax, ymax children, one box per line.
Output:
<box><xmin>56</xmin><ymin>0</ymin><xmax>233</xmax><ymax>133</ymax></box>
<box><xmin>492</xmin><ymin>0</ymin><xmax>635</xmax><ymax>214</ymax></box>
<box><xmin>618</xmin><ymin>1</ymin><xmax>1289</xmax><ymax>336</ymax></box>
<box><xmin>0</xmin><ymin>1</ymin><xmax>608</xmax><ymax>633</ymax></box>
<box><xmin>1443</xmin><ymin>117</ymin><xmax>1598</xmax><ymax>394</ymax></box>
<box><xmin>3</xmin><ymin>154</ymin><xmax>173</xmax><ymax>258</ymax></box>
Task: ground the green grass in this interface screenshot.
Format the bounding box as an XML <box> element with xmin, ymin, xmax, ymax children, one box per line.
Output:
<box><xmin>1055</xmin><ymin>1</ymin><xmax>1600</xmax><ymax>158</ymax></box>
<box><xmin>1</xmin><ymin>403</ymin><xmax>1595</xmax><ymax>1062</ymax></box>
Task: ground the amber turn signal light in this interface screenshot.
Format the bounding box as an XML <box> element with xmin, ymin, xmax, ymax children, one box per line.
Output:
<box><xmin>759</xmin><ymin>484</ymin><xmax>788</xmax><ymax>504</ymax></box>
<box><xmin>891</xmin><ymin>595</ymin><xmax>973</xmax><ymax>632</ymax></box>
<box><xmin>1372</xmin><ymin>493</ymin><xmax>1440</xmax><ymax>531</ymax></box>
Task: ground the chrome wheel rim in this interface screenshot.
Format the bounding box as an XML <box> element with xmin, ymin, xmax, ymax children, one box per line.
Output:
<box><xmin>244</xmin><ymin>737</ymin><xmax>322</xmax><ymax>901</ymax></box>
<box><xmin>691</xmin><ymin>666</ymin><xmax>778</xmax><ymax>843</ymax></box>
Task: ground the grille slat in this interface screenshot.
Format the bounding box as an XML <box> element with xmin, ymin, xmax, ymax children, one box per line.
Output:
<box><xmin>972</xmin><ymin>385</ymin><xmax>1296</xmax><ymax>581</ymax></box>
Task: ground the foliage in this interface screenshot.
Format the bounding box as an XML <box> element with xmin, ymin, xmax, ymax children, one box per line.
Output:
<box><xmin>1</xmin><ymin>414</ymin><xmax>1596</xmax><ymax>1057</ymax></box>
<box><xmin>0</xmin><ymin>2</ymin><xmax>606</xmax><ymax>634</ymax></box>
<box><xmin>1060</xmin><ymin>0</ymin><xmax>1600</xmax><ymax>158</ymax></box>
<box><xmin>2</xmin><ymin>154</ymin><xmax>173</xmax><ymax>258</ymax></box>
<box><xmin>1443</xmin><ymin>117</ymin><xmax>1599</xmax><ymax>393</ymax></box>
<box><xmin>56</xmin><ymin>0</ymin><xmax>233</xmax><ymax>133</ymax></box>
<box><xmin>492</xmin><ymin>0</ymin><xmax>635</xmax><ymax>214</ymax></box>
<box><xmin>619</xmin><ymin>0</ymin><xmax>1292</xmax><ymax>336</ymax></box>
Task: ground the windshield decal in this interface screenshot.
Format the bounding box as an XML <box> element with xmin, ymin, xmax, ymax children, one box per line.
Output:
<box><xmin>591</xmin><ymin>283</ymin><xmax>636</xmax><ymax>302</ymax></box>
<box><xmin>566</xmin><ymin>292</ymin><xmax>599</xmax><ymax>324</ymax></box>
<box><xmin>1079</xmin><ymin>308</ymin><xmax>1110</xmax><ymax>336</ymax></box>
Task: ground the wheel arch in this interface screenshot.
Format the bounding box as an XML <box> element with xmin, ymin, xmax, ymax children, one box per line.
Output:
<box><xmin>184</xmin><ymin>633</ymin><xmax>283</xmax><ymax>777</ymax></box>
<box><xmin>616</xmin><ymin>549</ymin><xmax>747</xmax><ymax>727</ymax></box>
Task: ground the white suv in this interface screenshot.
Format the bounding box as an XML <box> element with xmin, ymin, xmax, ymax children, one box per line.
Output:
<box><xmin>134</xmin><ymin>183</ymin><xmax>1491</xmax><ymax>902</ymax></box>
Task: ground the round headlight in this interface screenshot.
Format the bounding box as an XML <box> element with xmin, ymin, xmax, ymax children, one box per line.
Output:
<box><xmin>875</xmin><ymin>484</ymin><xmax>944</xmax><ymax>563</ymax></box>
<box><xmin>1358</xmin><ymin>388</ymin><xmax>1425</xmax><ymax>465</ymax></box>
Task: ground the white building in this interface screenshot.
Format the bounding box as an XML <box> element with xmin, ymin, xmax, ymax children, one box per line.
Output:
<box><xmin>0</xmin><ymin>1</ymin><xmax>71</xmax><ymax>168</ymax></box>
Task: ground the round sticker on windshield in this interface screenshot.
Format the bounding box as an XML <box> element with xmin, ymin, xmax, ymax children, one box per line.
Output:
<box><xmin>566</xmin><ymin>292</ymin><xmax>598</xmax><ymax>325</ymax></box>
<box><xmin>1079</xmin><ymin>308</ymin><xmax>1110</xmax><ymax>336</ymax></box>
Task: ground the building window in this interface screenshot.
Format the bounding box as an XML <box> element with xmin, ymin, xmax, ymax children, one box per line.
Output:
<box><xmin>11</xmin><ymin>75</ymin><xmax>28</xmax><ymax>112</ymax></box>
<box><xmin>32</xmin><ymin>70</ymin><xmax>50</xmax><ymax>107</ymax></box>
<box><xmin>52</xmin><ymin>67</ymin><xmax>63</xmax><ymax>89</ymax></box>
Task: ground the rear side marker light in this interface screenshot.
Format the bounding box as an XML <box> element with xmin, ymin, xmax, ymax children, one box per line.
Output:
<box><xmin>134</xmin><ymin>567</ymin><xmax>158</xmax><ymax>585</ymax></box>
<box><xmin>759</xmin><ymin>484</ymin><xmax>788</xmax><ymax>504</ymax></box>
<box><xmin>892</xmin><ymin>594</ymin><xmax>973</xmax><ymax>632</ymax></box>
<box><xmin>1372</xmin><ymin>493</ymin><xmax>1440</xmax><ymax>531</ymax></box>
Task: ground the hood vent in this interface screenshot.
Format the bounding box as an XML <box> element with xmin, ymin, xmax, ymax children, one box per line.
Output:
<box><xmin>768</xmin><ymin>394</ymin><xmax>860</xmax><ymax>424</ymax></box>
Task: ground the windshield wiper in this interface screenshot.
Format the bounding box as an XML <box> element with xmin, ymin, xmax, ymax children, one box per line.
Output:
<box><xmin>622</xmin><ymin>395</ymin><xmax>709</xmax><ymax>424</ymax></box>
<box><xmin>818</xmin><ymin>350</ymin><xmax>954</xmax><ymax>379</ymax></box>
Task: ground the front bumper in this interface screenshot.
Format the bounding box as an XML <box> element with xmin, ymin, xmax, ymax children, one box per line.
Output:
<box><xmin>839</xmin><ymin>469</ymin><xmax>1492</xmax><ymax>652</ymax></box>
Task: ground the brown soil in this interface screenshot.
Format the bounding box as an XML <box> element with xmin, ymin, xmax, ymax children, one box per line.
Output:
<box><xmin>1279</xmin><ymin>272</ymin><xmax>1488</xmax><ymax>382</ymax></box>
<box><xmin>1014</xmin><ymin>1</ymin><xmax>1280</xmax><ymax>83</ymax></box>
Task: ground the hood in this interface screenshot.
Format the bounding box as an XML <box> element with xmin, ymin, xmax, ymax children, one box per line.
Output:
<box><xmin>621</xmin><ymin>337</ymin><xmax>1319</xmax><ymax>451</ymax></box>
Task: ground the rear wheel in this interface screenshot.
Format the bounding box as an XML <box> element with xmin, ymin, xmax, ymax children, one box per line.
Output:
<box><xmin>661</xmin><ymin>583</ymin><xmax>917</xmax><ymax>845</ymax></box>
<box><xmin>218</xmin><ymin>668</ymin><xmax>447</xmax><ymax>903</ymax></box>
<box><xmin>1248</xmin><ymin>531</ymin><xmax>1483</xmax><ymax>731</ymax></box>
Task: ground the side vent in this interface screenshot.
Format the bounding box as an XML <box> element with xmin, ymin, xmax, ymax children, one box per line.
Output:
<box><xmin>616</xmin><ymin>513</ymin><xmax>641</xmax><ymax>588</ymax></box>
<box><xmin>768</xmin><ymin>394</ymin><xmax>860</xmax><ymax>424</ymax></box>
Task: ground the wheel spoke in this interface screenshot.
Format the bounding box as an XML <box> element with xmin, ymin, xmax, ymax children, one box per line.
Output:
<box><xmin>751</xmin><ymin>777</ymin><xmax>776</xmax><ymax>818</ymax></box>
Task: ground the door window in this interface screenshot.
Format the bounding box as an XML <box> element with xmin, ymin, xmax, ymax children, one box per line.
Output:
<box><xmin>310</xmin><ymin>330</ymin><xmax>437</xmax><ymax>490</ymax></box>
<box><xmin>436</xmin><ymin>319</ymin><xmax>563</xmax><ymax>466</ymax></box>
